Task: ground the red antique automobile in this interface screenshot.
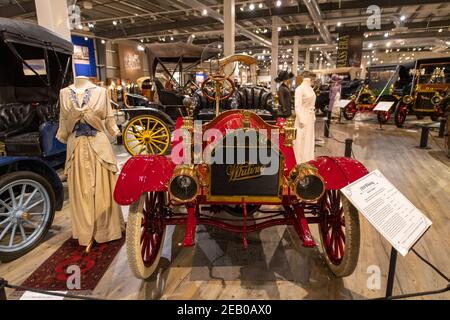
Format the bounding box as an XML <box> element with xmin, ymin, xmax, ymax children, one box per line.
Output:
<box><xmin>113</xmin><ymin>55</ymin><xmax>369</xmax><ymax>280</ymax></box>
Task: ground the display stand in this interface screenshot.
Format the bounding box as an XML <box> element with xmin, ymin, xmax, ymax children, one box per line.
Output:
<box><xmin>385</xmin><ymin>247</ymin><xmax>398</xmax><ymax>297</ymax></box>
<box><xmin>0</xmin><ymin>277</ymin><xmax>6</xmax><ymax>300</ymax></box>
<box><xmin>418</xmin><ymin>125</ymin><xmax>432</xmax><ymax>149</ymax></box>
<box><xmin>324</xmin><ymin>111</ymin><xmax>331</xmax><ymax>138</ymax></box>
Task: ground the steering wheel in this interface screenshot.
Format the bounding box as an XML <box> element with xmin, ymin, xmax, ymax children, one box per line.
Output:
<box><xmin>201</xmin><ymin>75</ymin><xmax>236</xmax><ymax>102</ymax></box>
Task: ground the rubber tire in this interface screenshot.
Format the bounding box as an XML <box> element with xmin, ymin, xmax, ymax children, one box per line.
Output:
<box><xmin>319</xmin><ymin>191</ymin><xmax>360</xmax><ymax>278</ymax></box>
<box><xmin>343</xmin><ymin>105</ymin><xmax>356</xmax><ymax>120</ymax></box>
<box><xmin>0</xmin><ymin>171</ymin><xmax>55</xmax><ymax>262</ymax></box>
<box><xmin>416</xmin><ymin>115</ymin><xmax>424</xmax><ymax>120</ymax></box>
<box><xmin>126</xmin><ymin>193</ymin><xmax>166</xmax><ymax>280</ymax></box>
<box><xmin>394</xmin><ymin>102</ymin><xmax>407</xmax><ymax>128</ymax></box>
<box><xmin>223</xmin><ymin>204</ymin><xmax>261</xmax><ymax>217</ymax></box>
<box><xmin>431</xmin><ymin>115</ymin><xmax>439</xmax><ymax>122</ymax></box>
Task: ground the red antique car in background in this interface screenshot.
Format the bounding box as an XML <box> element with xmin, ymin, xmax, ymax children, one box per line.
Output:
<box><xmin>113</xmin><ymin>55</ymin><xmax>369</xmax><ymax>280</ymax></box>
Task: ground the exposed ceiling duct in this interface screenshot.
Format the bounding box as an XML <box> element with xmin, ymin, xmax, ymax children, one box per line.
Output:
<box><xmin>301</xmin><ymin>0</ymin><xmax>333</xmax><ymax>45</ymax></box>
<box><xmin>170</xmin><ymin>0</ymin><xmax>271</xmax><ymax>47</ymax></box>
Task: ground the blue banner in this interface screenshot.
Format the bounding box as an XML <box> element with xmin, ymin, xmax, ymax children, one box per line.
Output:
<box><xmin>71</xmin><ymin>35</ymin><xmax>97</xmax><ymax>77</ymax></box>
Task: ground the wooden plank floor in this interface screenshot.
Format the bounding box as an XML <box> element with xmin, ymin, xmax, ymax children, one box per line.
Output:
<box><xmin>1</xmin><ymin>113</ymin><xmax>449</xmax><ymax>300</ymax></box>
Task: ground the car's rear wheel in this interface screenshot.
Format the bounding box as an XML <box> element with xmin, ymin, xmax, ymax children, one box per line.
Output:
<box><xmin>343</xmin><ymin>103</ymin><xmax>357</xmax><ymax>120</ymax></box>
<box><xmin>0</xmin><ymin>171</ymin><xmax>55</xmax><ymax>262</ymax></box>
<box><xmin>318</xmin><ymin>190</ymin><xmax>360</xmax><ymax>277</ymax></box>
<box><xmin>394</xmin><ymin>102</ymin><xmax>408</xmax><ymax>128</ymax></box>
<box><xmin>126</xmin><ymin>191</ymin><xmax>167</xmax><ymax>279</ymax></box>
<box><xmin>123</xmin><ymin>115</ymin><xmax>171</xmax><ymax>156</ymax></box>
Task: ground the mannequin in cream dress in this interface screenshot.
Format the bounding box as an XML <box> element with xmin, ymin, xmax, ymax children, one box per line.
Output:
<box><xmin>57</xmin><ymin>76</ymin><xmax>124</xmax><ymax>251</ymax></box>
<box><xmin>294</xmin><ymin>75</ymin><xmax>317</xmax><ymax>163</ymax></box>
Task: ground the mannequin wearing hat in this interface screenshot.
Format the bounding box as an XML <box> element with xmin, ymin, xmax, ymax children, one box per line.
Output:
<box><xmin>294</xmin><ymin>72</ymin><xmax>317</xmax><ymax>163</ymax></box>
<box><xmin>275</xmin><ymin>70</ymin><xmax>294</xmax><ymax>117</ymax></box>
<box><xmin>329</xmin><ymin>74</ymin><xmax>343</xmax><ymax>118</ymax></box>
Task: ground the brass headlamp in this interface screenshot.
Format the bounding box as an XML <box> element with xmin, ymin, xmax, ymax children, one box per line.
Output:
<box><xmin>431</xmin><ymin>93</ymin><xmax>443</xmax><ymax>106</ymax></box>
<box><xmin>403</xmin><ymin>95</ymin><xmax>413</xmax><ymax>104</ymax></box>
<box><xmin>168</xmin><ymin>165</ymin><xmax>200</xmax><ymax>203</ymax></box>
<box><xmin>289</xmin><ymin>163</ymin><xmax>325</xmax><ymax>202</ymax></box>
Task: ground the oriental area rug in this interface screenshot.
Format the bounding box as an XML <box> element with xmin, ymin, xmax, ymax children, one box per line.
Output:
<box><xmin>19</xmin><ymin>237</ymin><xmax>125</xmax><ymax>292</ymax></box>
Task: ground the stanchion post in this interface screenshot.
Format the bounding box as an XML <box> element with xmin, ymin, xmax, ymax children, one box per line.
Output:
<box><xmin>345</xmin><ymin>139</ymin><xmax>353</xmax><ymax>157</ymax></box>
<box><xmin>0</xmin><ymin>278</ymin><xmax>7</xmax><ymax>300</ymax></box>
<box><xmin>439</xmin><ymin>119</ymin><xmax>446</xmax><ymax>138</ymax></box>
<box><xmin>419</xmin><ymin>126</ymin><xmax>430</xmax><ymax>149</ymax></box>
<box><xmin>117</xmin><ymin>124</ymin><xmax>123</xmax><ymax>145</ymax></box>
<box><xmin>385</xmin><ymin>247</ymin><xmax>398</xmax><ymax>298</ymax></box>
<box><xmin>324</xmin><ymin>110</ymin><xmax>331</xmax><ymax>138</ymax></box>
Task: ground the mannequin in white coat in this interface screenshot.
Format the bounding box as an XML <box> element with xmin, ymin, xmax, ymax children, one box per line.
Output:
<box><xmin>294</xmin><ymin>76</ymin><xmax>317</xmax><ymax>164</ymax></box>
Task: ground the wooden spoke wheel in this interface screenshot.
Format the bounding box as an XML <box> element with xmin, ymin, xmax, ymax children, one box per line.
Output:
<box><xmin>318</xmin><ymin>190</ymin><xmax>360</xmax><ymax>277</ymax></box>
<box><xmin>343</xmin><ymin>103</ymin><xmax>357</xmax><ymax>120</ymax></box>
<box><xmin>394</xmin><ymin>102</ymin><xmax>408</xmax><ymax>128</ymax></box>
<box><xmin>126</xmin><ymin>191</ymin><xmax>167</xmax><ymax>279</ymax></box>
<box><xmin>123</xmin><ymin>115</ymin><xmax>170</xmax><ymax>156</ymax></box>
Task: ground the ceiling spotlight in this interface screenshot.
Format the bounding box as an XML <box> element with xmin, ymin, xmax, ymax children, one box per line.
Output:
<box><xmin>337</xmin><ymin>22</ymin><xmax>342</xmax><ymax>27</ymax></box>
<box><xmin>368</xmin><ymin>43</ymin><xmax>373</xmax><ymax>48</ymax></box>
<box><xmin>259</xmin><ymin>3</ymin><xmax>263</xmax><ymax>8</ymax></box>
<box><xmin>140</xmin><ymin>39</ymin><xmax>144</xmax><ymax>43</ymax></box>
<box><xmin>84</xmin><ymin>37</ymin><xmax>88</xmax><ymax>41</ymax></box>
<box><xmin>170</xmin><ymin>36</ymin><xmax>174</xmax><ymax>41</ymax></box>
<box><xmin>240</xmin><ymin>6</ymin><xmax>244</xmax><ymax>11</ymax></box>
<box><xmin>364</xmin><ymin>34</ymin><xmax>369</xmax><ymax>38</ymax></box>
<box><xmin>438</xmin><ymin>28</ymin><xmax>443</xmax><ymax>32</ymax></box>
<box><xmin>400</xmin><ymin>15</ymin><xmax>406</xmax><ymax>21</ymax></box>
<box><xmin>112</xmin><ymin>20</ymin><xmax>118</xmax><ymax>26</ymax></box>
<box><xmin>137</xmin><ymin>45</ymin><xmax>145</xmax><ymax>51</ymax></box>
<box><xmin>201</xmin><ymin>9</ymin><xmax>208</xmax><ymax>16</ymax></box>
<box><xmin>386</xmin><ymin>42</ymin><xmax>391</xmax><ymax>47</ymax></box>
<box><xmin>101</xmin><ymin>39</ymin><xmax>106</xmax><ymax>44</ymax></box>
<box><xmin>88</xmin><ymin>22</ymin><xmax>95</xmax><ymax>29</ymax></box>
<box><xmin>276</xmin><ymin>0</ymin><xmax>282</xmax><ymax>7</ymax></box>
<box><xmin>77</xmin><ymin>24</ymin><xmax>83</xmax><ymax>30</ymax></box>
<box><xmin>218</xmin><ymin>44</ymin><xmax>222</xmax><ymax>49</ymax></box>
<box><xmin>249</xmin><ymin>3</ymin><xmax>255</xmax><ymax>10</ymax></box>
<box><xmin>384</xmin><ymin>32</ymin><xmax>389</xmax><ymax>38</ymax></box>
<box><xmin>277</xmin><ymin>26</ymin><xmax>282</xmax><ymax>31</ymax></box>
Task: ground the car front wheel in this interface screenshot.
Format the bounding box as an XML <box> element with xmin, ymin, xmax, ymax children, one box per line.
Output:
<box><xmin>0</xmin><ymin>171</ymin><xmax>55</xmax><ymax>262</ymax></box>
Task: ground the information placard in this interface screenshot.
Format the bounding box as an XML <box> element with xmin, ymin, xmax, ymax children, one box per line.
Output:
<box><xmin>341</xmin><ymin>170</ymin><xmax>432</xmax><ymax>256</ymax></box>
<box><xmin>373</xmin><ymin>101</ymin><xmax>395</xmax><ymax>112</ymax></box>
<box><xmin>338</xmin><ymin>99</ymin><xmax>352</xmax><ymax>109</ymax></box>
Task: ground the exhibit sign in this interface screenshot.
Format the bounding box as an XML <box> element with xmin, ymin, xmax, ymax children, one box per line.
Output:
<box><xmin>71</xmin><ymin>35</ymin><xmax>97</xmax><ymax>77</ymax></box>
<box><xmin>338</xmin><ymin>99</ymin><xmax>352</xmax><ymax>108</ymax></box>
<box><xmin>373</xmin><ymin>101</ymin><xmax>395</xmax><ymax>112</ymax></box>
<box><xmin>341</xmin><ymin>170</ymin><xmax>432</xmax><ymax>256</ymax></box>
<box><xmin>336</xmin><ymin>34</ymin><xmax>363</xmax><ymax>68</ymax></box>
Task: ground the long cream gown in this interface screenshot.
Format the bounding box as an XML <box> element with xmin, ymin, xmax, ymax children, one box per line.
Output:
<box><xmin>294</xmin><ymin>78</ymin><xmax>317</xmax><ymax>164</ymax></box>
<box><xmin>56</xmin><ymin>84</ymin><xmax>124</xmax><ymax>246</ymax></box>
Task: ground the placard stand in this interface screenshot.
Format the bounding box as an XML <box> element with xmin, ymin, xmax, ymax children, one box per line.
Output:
<box><xmin>385</xmin><ymin>247</ymin><xmax>398</xmax><ymax>297</ymax></box>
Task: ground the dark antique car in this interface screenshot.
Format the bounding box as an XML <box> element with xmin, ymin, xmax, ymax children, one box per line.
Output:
<box><xmin>113</xmin><ymin>54</ymin><xmax>369</xmax><ymax>280</ymax></box>
<box><xmin>122</xmin><ymin>50</ymin><xmax>277</xmax><ymax>156</ymax></box>
<box><xmin>314</xmin><ymin>67</ymin><xmax>363</xmax><ymax>113</ymax></box>
<box><xmin>343</xmin><ymin>62</ymin><xmax>414</xmax><ymax>123</ymax></box>
<box><xmin>394</xmin><ymin>57</ymin><xmax>450</xmax><ymax>128</ymax></box>
<box><xmin>0</xmin><ymin>18</ymin><xmax>70</xmax><ymax>261</ymax></box>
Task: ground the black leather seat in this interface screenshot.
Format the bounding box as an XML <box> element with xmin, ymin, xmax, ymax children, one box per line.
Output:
<box><xmin>0</xmin><ymin>103</ymin><xmax>38</xmax><ymax>141</ymax></box>
<box><xmin>235</xmin><ymin>86</ymin><xmax>276</xmax><ymax>120</ymax></box>
<box><xmin>192</xmin><ymin>89</ymin><xmax>232</xmax><ymax>120</ymax></box>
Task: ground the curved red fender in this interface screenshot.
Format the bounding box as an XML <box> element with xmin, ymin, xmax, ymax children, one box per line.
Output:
<box><xmin>114</xmin><ymin>155</ymin><xmax>176</xmax><ymax>206</ymax></box>
<box><xmin>309</xmin><ymin>156</ymin><xmax>369</xmax><ymax>190</ymax></box>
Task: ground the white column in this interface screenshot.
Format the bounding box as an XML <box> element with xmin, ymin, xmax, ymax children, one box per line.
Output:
<box><xmin>270</xmin><ymin>16</ymin><xmax>280</xmax><ymax>94</ymax></box>
<box><xmin>292</xmin><ymin>36</ymin><xmax>299</xmax><ymax>76</ymax></box>
<box><xmin>35</xmin><ymin>0</ymin><xmax>71</xmax><ymax>41</ymax></box>
<box><xmin>223</xmin><ymin>0</ymin><xmax>235</xmax><ymax>56</ymax></box>
<box><xmin>305</xmin><ymin>50</ymin><xmax>311</xmax><ymax>71</ymax></box>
